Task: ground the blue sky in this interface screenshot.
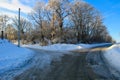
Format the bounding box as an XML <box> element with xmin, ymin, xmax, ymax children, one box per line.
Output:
<box><xmin>0</xmin><ymin>0</ymin><xmax>120</xmax><ymax>42</ymax></box>
<box><xmin>85</xmin><ymin>0</ymin><xmax>120</xmax><ymax>42</ymax></box>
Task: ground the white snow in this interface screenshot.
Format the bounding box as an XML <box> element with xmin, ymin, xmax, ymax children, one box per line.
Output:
<box><xmin>23</xmin><ymin>43</ymin><xmax>111</xmax><ymax>51</ymax></box>
<box><xmin>0</xmin><ymin>39</ymin><xmax>34</xmax><ymax>74</ymax></box>
<box><xmin>103</xmin><ymin>43</ymin><xmax>120</xmax><ymax>72</ymax></box>
<box><xmin>78</xmin><ymin>43</ymin><xmax>112</xmax><ymax>48</ymax></box>
<box><xmin>23</xmin><ymin>43</ymin><xmax>83</xmax><ymax>51</ymax></box>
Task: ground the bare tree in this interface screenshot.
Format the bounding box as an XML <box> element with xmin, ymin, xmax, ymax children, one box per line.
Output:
<box><xmin>29</xmin><ymin>1</ymin><xmax>47</xmax><ymax>42</ymax></box>
<box><xmin>12</xmin><ymin>17</ymin><xmax>32</xmax><ymax>43</ymax></box>
<box><xmin>5</xmin><ymin>24</ymin><xmax>17</xmax><ymax>40</ymax></box>
<box><xmin>0</xmin><ymin>15</ymin><xmax>9</xmax><ymax>39</ymax></box>
<box><xmin>69</xmin><ymin>0</ymin><xmax>111</xmax><ymax>43</ymax></box>
<box><xmin>48</xmin><ymin>0</ymin><xmax>71</xmax><ymax>40</ymax></box>
<box><xmin>28</xmin><ymin>0</ymin><xmax>113</xmax><ymax>44</ymax></box>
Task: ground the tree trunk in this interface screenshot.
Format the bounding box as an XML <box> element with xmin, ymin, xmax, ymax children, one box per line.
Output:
<box><xmin>59</xmin><ymin>21</ymin><xmax>63</xmax><ymax>42</ymax></box>
<box><xmin>1</xmin><ymin>31</ymin><xmax>4</xmax><ymax>40</ymax></box>
<box><xmin>77</xmin><ymin>31</ymin><xmax>81</xmax><ymax>43</ymax></box>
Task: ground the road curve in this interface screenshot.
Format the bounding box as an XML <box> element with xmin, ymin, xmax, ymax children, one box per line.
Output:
<box><xmin>13</xmin><ymin>46</ymin><xmax>120</xmax><ymax>80</ymax></box>
<box><xmin>0</xmin><ymin>44</ymin><xmax>119</xmax><ymax>80</ymax></box>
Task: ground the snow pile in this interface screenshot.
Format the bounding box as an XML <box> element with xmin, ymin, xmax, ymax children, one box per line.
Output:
<box><xmin>23</xmin><ymin>44</ymin><xmax>83</xmax><ymax>51</ymax></box>
<box><xmin>42</xmin><ymin>44</ymin><xmax>83</xmax><ymax>51</ymax></box>
<box><xmin>78</xmin><ymin>43</ymin><xmax>112</xmax><ymax>48</ymax></box>
<box><xmin>23</xmin><ymin>43</ymin><xmax>112</xmax><ymax>51</ymax></box>
<box><xmin>0</xmin><ymin>39</ymin><xmax>34</xmax><ymax>74</ymax></box>
<box><xmin>103</xmin><ymin>44</ymin><xmax>120</xmax><ymax>72</ymax></box>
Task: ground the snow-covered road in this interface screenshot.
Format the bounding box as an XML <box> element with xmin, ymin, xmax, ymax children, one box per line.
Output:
<box><xmin>1</xmin><ymin>40</ymin><xmax>120</xmax><ymax>80</ymax></box>
<box><xmin>6</xmin><ymin>46</ymin><xmax>120</xmax><ymax>80</ymax></box>
<box><xmin>0</xmin><ymin>48</ymin><xmax>72</xmax><ymax>80</ymax></box>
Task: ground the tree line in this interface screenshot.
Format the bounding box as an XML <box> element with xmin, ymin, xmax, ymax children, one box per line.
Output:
<box><xmin>0</xmin><ymin>0</ymin><xmax>115</xmax><ymax>45</ymax></box>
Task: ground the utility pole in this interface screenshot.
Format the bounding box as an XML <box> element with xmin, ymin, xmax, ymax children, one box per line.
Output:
<box><xmin>18</xmin><ymin>8</ymin><xmax>21</xmax><ymax>47</ymax></box>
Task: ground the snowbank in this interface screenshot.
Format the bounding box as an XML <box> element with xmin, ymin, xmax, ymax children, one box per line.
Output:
<box><xmin>78</xmin><ymin>43</ymin><xmax>112</xmax><ymax>48</ymax></box>
<box><xmin>23</xmin><ymin>43</ymin><xmax>83</xmax><ymax>51</ymax></box>
<box><xmin>23</xmin><ymin>43</ymin><xmax>111</xmax><ymax>52</ymax></box>
<box><xmin>0</xmin><ymin>39</ymin><xmax>34</xmax><ymax>74</ymax></box>
<box><xmin>103</xmin><ymin>44</ymin><xmax>120</xmax><ymax>72</ymax></box>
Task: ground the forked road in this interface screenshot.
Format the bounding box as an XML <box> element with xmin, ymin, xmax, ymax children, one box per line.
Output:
<box><xmin>1</xmin><ymin>44</ymin><xmax>120</xmax><ymax>80</ymax></box>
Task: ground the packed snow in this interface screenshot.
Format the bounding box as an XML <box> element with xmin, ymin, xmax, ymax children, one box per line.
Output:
<box><xmin>23</xmin><ymin>44</ymin><xmax>83</xmax><ymax>51</ymax></box>
<box><xmin>0</xmin><ymin>39</ymin><xmax>34</xmax><ymax>74</ymax></box>
<box><xmin>23</xmin><ymin>43</ymin><xmax>112</xmax><ymax>51</ymax></box>
<box><xmin>103</xmin><ymin>43</ymin><xmax>120</xmax><ymax>72</ymax></box>
<box><xmin>78</xmin><ymin>43</ymin><xmax>112</xmax><ymax>48</ymax></box>
<box><xmin>1</xmin><ymin>39</ymin><xmax>111</xmax><ymax>75</ymax></box>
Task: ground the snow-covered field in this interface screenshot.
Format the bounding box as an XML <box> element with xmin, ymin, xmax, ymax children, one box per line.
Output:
<box><xmin>103</xmin><ymin>43</ymin><xmax>120</xmax><ymax>72</ymax></box>
<box><xmin>0</xmin><ymin>39</ymin><xmax>34</xmax><ymax>74</ymax></box>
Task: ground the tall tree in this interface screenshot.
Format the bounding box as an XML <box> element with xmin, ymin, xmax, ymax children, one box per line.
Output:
<box><xmin>29</xmin><ymin>0</ymin><xmax>113</xmax><ymax>44</ymax></box>
<box><xmin>69</xmin><ymin>0</ymin><xmax>111</xmax><ymax>43</ymax></box>
<box><xmin>48</xmin><ymin>0</ymin><xmax>70</xmax><ymax>37</ymax></box>
<box><xmin>30</xmin><ymin>1</ymin><xmax>47</xmax><ymax>42</ymax></box>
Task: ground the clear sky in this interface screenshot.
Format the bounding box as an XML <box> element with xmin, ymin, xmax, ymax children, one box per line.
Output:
<box><xmin>0</xmin><ymin>0</ymin><xmax>120</xmax><ymax>42</ymax></box>
<box><xmin>85</xmin><ymin>0</ymin><xmax>120</xmax><ymax>42</ymax></box>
